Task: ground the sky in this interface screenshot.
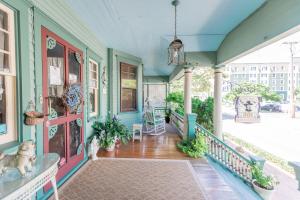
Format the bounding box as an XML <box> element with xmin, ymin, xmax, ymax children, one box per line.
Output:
<box><xmin>233</xmin><ymin>31</ymin><xmax>300</xmax><ymax>63</ymax></box>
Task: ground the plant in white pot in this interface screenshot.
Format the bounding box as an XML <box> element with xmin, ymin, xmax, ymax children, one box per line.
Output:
<box><xmin>92</xmin><ymin>116</ymin><xmax>131</xmax><ymax>151</ymax></box>
<box><xmin>251</xmin><ymin>164</ymin><xmax>279</xmax><ymax>200</ymax></box>
<box><xmin>110</xmin><ymin>115</ymin><xmax>131</xmax><ymax>149</ymax></box>
<box><xmin>92</xmin><ymin>118</ymin><xmax>117</xmax><ymax>152</ymax></box>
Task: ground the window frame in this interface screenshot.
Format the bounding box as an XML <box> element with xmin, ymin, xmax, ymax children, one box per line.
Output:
<box><xmin>120</xmin><ymin>62</ymin><xmax>138</xmax><ymax>113</ymax></box>
<box><xmin>88</xmin><ymin>59</ymin><xmax>99</xmax><ymax>118</ymax></box>
<box><xmin>0</xmin><ymin>3</ymin><xmax>17</xmax><ymax>145</ymax></box>
<box><xmin>0</xmin><ymin>3</ymin><xmax>15</xmax><ymax>76</ymax></box>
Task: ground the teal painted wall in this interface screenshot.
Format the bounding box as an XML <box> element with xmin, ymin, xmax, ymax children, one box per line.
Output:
<box><xmin>0</xmin><ymin>0</ymin><xmax>144</xmax><ymax>199</ymax></box>
<box><xmin>108</xmin><ymin>49</ymin><xmax>143</xmax><ymax>128</ymax></box>
<box><xmin>0</xmin><ymin>0</ymin><xmax>110</xmax><ymax>199</ymax></box>
<box><xmin>0</xmin><ymin>0</ymin><xmax>35</xmax><ymax>153</ymax></box>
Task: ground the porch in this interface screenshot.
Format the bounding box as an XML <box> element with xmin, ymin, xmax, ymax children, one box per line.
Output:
<box><xmin>1</xmin><ymin>0</ymin><xmax>300</xmax><ymax>200</ymax></box>
<box><xmin>50</xmin><ymin>123</ymin><xmax>248</xmax><ymax>200</ymax></box>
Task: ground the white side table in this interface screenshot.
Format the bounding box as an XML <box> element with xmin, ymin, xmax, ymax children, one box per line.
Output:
<box><xmin>0</xmin><ymin>153</ymin><xmax>60</xmax><ymax>200</ymax></box>
<box><xmin>132</xmin><ymin>124</ymin><xmax>143</xmax><ymax>142</ymax></box>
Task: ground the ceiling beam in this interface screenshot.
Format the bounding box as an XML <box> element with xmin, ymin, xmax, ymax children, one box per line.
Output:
<box><xmin>217</xmin><ymin>0</ymin><xmax>300</xmax><ymax>65</ymax></box>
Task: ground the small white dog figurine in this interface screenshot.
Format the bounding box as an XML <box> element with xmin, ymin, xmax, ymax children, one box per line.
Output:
<box><xmin>0</xmin><ymin>140</ymin><xmax>36</xmax><ymax>176</ymax></box>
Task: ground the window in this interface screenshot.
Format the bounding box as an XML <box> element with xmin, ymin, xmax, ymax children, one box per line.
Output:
<box><xmin>261</xmin><ymin>73</ymin><xmax>267</xmax><ymax>78</ymax></box>
<box><xmin>89</xmin><ymin>59</ymin><xmax>99</xmax><ymax>117</ymax></box>
<box><xmin>280</xmin><ymin>80</ymin><xmax>284</xmax><ymax>84</ymax></box>
<box><xmin>120</xmin><ymin>62</ymin><xmax>137</xmax><ymax>112</ymax></box>
<box><xmin>0</xmin><ymin>3</ymin><xmax>16</xmax><ymax>145</ymax></box>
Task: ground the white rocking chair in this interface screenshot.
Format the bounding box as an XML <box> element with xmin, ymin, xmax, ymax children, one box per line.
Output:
<box><xmin>143</xmin><ymin>107</ymin><xmax>166</xmax><ymax>135</ymax></box>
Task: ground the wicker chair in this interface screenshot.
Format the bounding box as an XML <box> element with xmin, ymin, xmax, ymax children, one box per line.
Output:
<box><xmin>143</xmin><ymin>107</ymin><xmax>166</xmax><ymax>135</ymax></box>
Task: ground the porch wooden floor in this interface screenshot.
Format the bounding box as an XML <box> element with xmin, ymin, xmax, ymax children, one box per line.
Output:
<box><xmin>95</xmin><ymin>124</ymin><xmax>240</xmax><ymax>200</ymax></box>
<box><xmin>97</xmin><ymin>124</ymin><xmax>190</xmax><ymax>159</ymax></box>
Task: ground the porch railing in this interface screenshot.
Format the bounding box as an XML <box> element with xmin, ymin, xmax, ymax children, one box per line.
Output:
<box><xmin>169</xmin><ymin>111</ymin><xmax>253</xmax><ymax>183</ymax></box>
<box><xmin>195</xmin><ymin>123</ymin><xmax>252</xmax><ymax>183</ymax></box>
<box><xmin>170</xmin><ymin>111</ymin><xmax>184</xmax><ymax>136</ymax></box>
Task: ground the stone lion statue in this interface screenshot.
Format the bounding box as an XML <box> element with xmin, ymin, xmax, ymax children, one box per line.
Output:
<box><xmin>0</xmin><ymin>140</ymin><xmax>36</xmax><ymax>176</ymax></box>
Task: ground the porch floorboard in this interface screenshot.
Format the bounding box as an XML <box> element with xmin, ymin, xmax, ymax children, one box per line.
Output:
<box><xmin>94</xmin><ymin>124</ymin><xmax>241</xmax><ymax>200</ymax></box>
<box><xmin>97</xmin><ymin>124</ymin><xmax>189</xmax><ymax>159</ymax></box>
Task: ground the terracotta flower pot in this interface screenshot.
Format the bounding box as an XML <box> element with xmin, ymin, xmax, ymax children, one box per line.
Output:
<box><xmin>252</xmin><ymin>180</ymin><xmax>275</xmax><ymax>200</ymax></box>
<box><xmin>105</xmin><ymin>144</ymin><xmax>115</xmax><ymax>152</ymax></box>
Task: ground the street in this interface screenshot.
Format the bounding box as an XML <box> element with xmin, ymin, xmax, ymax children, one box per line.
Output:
<box><xmin>223</xmin><ymin>106</ymin><xmax>300</xmax><ymax>162</ymax></box>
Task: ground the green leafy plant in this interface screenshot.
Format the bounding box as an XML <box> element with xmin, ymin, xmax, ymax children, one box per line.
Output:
<box><xmin>166</xmin><ymin>92</ymin><xmax>214</xmax><ymax>132</ymax></box>
<box><xmin>177</xmin><ymin>133</ymin><xmax>208</xmax><ymax>158</ymax></box>
<box><xmin>92</xmin><ymin>115</ymin><xmax>131</xmax><ymax>148</ymax></box>
<box><xmin>196</xmin><ymin>97</ymin><xmax>214</xmax><ymax>132</ymax></box>
<box><xmin>251</xmin><ymin>164</ymin><xmax>279</xmax><ymax>190</ymax></box>
<box><xmin>224</xmin><ymin>82</ymin><xmax>281</xmax><ymax>102</ymax></box>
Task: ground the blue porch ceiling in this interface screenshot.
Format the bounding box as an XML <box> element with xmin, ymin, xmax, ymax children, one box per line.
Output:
<box><xmin>66</xmin><ymin>0</ymin><xmax>265</xmax><ymax>76</ymax></box>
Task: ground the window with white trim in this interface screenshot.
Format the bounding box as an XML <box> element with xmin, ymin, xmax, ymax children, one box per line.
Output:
<box><xmin>0</xmin><ymin>3</ymin><xmax>17</xmax><ymax>145</ymax></box>
<box><xmin>89</xmin><ymin>59</ymin><xmax>99</xmax><ymax>117</ymax></box>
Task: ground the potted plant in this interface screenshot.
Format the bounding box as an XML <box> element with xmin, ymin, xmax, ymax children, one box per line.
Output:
<box><xmin>165</xmin><ymin>108</ymin><xmax>171</xmax><ymax>123</ymax></box>
<box><xmin>92</xmin><ymin>116</ymin><xmax>131</xmax><ymax>151</ymax></box>
<box><xmin>99</xmin><ymin>134</ymin><xmax>116</xmax><ymax>151</ymax></box>
<box><xmin>110</xmin><ymin>115</ymin><xmax>131</xmax><ymax>148</ymax></box>
<box><xmin>251</xmin><ymin>164</ymin><xmax>279</xmax><ymax>200</ymax></box>
<box><xmin>92</xmin><ymin>118</ymin><xmax>116</xmax><ymax>151</ymax></box>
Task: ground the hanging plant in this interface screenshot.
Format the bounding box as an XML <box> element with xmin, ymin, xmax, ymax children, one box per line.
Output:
<box><xmin>62</xmin><ymin>83</ymin><xmax>83</xmax><ymax>113</ymax></box>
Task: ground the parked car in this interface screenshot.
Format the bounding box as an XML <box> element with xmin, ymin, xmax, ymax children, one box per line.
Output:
<box><xmin>260</xmin><ymin>103</ymin><xmax>282</xmax><ymax>112</ymax></box>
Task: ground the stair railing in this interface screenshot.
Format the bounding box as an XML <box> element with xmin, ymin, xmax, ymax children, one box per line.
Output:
<box><xmin>169</xmin><ymin>110</ymin><xmax>253</xmax><ymax>183</ymax></box>
<box><xmin>195</xmin><ymin>123</ymin><xmax>253</xmax><ymax>183</ymax></box>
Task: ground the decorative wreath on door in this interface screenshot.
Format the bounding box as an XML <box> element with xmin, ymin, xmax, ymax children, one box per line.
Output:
<box><xmin>62</xmin><ymin>83</ymin><xmax>83</xmax><ymax>113</ymax></box>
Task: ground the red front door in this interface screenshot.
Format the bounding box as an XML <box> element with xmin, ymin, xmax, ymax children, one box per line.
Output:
<box><xmin>41</xmin><ymin>27</ymin><xmax>84</xmax><ymax>183</ymax></box>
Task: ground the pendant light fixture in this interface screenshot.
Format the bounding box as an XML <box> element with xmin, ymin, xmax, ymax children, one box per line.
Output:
<box><xmin>168</xmin><ymin>0</ymin><xmax>185</xmax><ymax>65</ymax></box>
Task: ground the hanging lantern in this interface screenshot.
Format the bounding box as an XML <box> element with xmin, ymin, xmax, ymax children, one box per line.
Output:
<box><xmin>168</xmin><ymin>38</ymin><xmax>184</xmax><ymax>65</ymax></box>
<box><xmin>168</xmin><ymin>0</ymin><xmax>185</xmax><ymax>65</ymax></box>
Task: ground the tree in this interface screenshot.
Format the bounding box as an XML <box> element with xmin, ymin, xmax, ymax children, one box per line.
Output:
<box><xmin>224</xmin><ymin>82</ymin><xmax>282</xmax><ymax>102</ymax></box>
<box><xmin>170</xmin><ymin>68</ymin><xmax>214</xmax><ymax>95</ymax></box>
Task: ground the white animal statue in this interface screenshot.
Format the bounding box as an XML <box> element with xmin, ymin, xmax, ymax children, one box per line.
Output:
<box><xmin>0</xmin><ymin>140</ymin><xmax>36</xmax><ymax>176</ymax></box>
<box><xmin>90</xmin><ymin>136</ymin><xmax>99</xmax><ymax>161</ymax></box>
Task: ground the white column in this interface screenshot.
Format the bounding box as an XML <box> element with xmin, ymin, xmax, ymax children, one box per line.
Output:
<box><xmin>213</xmin><ymin>68</ymin><xmax>223</xmax><ymax>139</ymax></box>
<box><xmin>183</xmin><ymin>67</ymin><xmax>193</xmax><ymax>139</ymax></box>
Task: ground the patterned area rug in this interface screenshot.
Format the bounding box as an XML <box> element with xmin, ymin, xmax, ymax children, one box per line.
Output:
<box><xmin>52</xmin><ymin>158</ymin><xmax>207</xmax><ymax>200</ymax></box>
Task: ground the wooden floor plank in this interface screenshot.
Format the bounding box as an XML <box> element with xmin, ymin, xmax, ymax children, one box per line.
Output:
<box><xmin>98</xmin><ymin>124</ymin><xmax>190</xmax><ymax>159</ymax></box>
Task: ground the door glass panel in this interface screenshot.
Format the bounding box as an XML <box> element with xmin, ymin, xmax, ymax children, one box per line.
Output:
<box><xmin>0</xmin><ymin>75</ymin><xmax>6</xmax><ymax>131</ymax></box>
<box><xmin>0</xmin><ymin>31</ymin><xmax>9</xmax><ymax>51</ymax></box>
<box><xmin>69</xmin><ymin>120</ymin><xmax>81</xmax><ymax>157</ymax></box>
<box><xmin>0</xmin><ymin>52</ymin><xmax>9</xmax><ymax>72</ymax></box>
<box><xmin>68</xmin><ymin>51</ymin><xmax>81</xmax><ymax>114</ymax></box>
<box><xmin>89</xmin><ymin>88</ymin><xmax>95</xmax><ymax>113</ymax></box>
<box><xmin>0</xmin><ymin>9</ymin><xmax>8</xmax><ymax>31</ymax></box>
<box><xmin>49</xmin><ymin>123</ymin><xmax>66</xmax><ymax>168</ymax></box>
<box><xmin>68</xmin><ymin>51</ymin><xmax>80</xmax><ymax>84</ymax></box>
<box><xmin>47</xmin><ymin>42</ymin><xmax>65</xmax><ymax>118</ymax></box>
